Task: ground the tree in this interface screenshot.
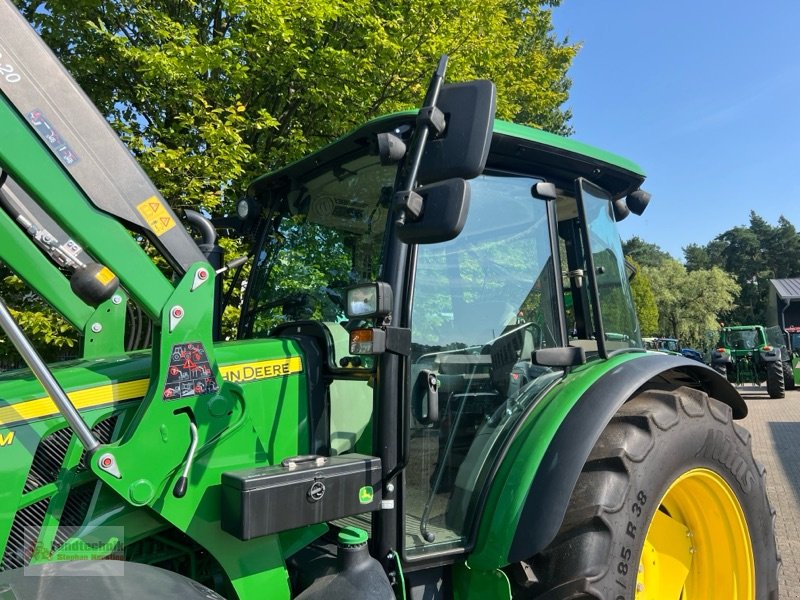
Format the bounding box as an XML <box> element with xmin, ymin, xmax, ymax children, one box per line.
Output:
<box><xmin>684</xmin><ymin>212</ymin><xmax>800</xmax><ymax>325</ymax></box>
<box><xmin>645</xmin><ymin>259</ymin><xmax>739</xmax><ymax>349</ymax></box>
<box><xmin>622</xmin><ymin>236</ymin><xmax>672</xmax><ymax>268</ymax></box>
<box><xmin>627</xmin><ymin>258</ymin><xmax>659</xmax><ymax>336</ymax></box>
<box><xmin>4</xmin><ymin>0</ymin><xmax>580</xmax><ymax>355</ymax></box>
<box><xmin>16</xmin><ymin>0</ymin><xmax>578</xmax><ymax>214</ymax></box>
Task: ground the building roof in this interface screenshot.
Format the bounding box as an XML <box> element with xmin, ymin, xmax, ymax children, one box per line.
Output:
<box><xmin>770</xmin><ymin>278</ymin><xmax>800</xmax><ymax>300</ymax></box>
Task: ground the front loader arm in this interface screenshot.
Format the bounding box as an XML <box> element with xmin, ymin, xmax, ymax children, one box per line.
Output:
<box><xmin>0</xmin><ymin>5</ymin><xmax>308</xmax><ymax>596</ymax></box>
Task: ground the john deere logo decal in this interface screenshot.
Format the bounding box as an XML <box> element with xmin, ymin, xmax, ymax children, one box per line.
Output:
<box><xmin>359</xmin><ymin>486</ymin><xmax>374</xmax><ymax>504</ymax></box>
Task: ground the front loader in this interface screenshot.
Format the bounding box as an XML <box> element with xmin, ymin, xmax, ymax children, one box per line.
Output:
<box><xmin>0</xmin><ymin>2</ymin><xmax>779</xmax><ymax>598</ymax></box>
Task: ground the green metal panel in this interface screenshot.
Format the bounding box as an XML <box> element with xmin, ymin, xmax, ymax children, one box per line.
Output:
<box><xmin>0</xmin><ymin>96</ymin><xmax>174</xmax><ymax>319</ymax></box>
<box><xmin>467</xmin><ymin>353</ymin><xmax>643</xmax><ymax>570</ymax></box>
<box><xmin>80</xmin><ymin>291</ymin><xmax>128</xmax><ymax>358</ymax></box>
<box><xmin>491</xmin><ymin>119</ymin><xmax>645</xmax><ymax>177</ymax></box>
<box><xmin>452</xmin><ymin>561</ymin><xmax>511</xmax><ymax>599</ymax></box>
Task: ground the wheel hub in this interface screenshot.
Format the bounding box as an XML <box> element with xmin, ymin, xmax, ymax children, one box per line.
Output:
<box><xmin>636</xmin><ymin>468</ymin><xmax>755</xmax><ymax>599</ymax></box>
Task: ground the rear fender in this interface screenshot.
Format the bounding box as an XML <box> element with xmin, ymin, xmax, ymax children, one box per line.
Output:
<box><xmin>711</xmin><ymin>349</ymin><xmax>731</xmax><ymax>365</ymax></box>
<box><xmin>759</xmin><ymin>349</ymin><xmax>780</xmax><ymax>363</ymax></box>
<box><xmin>468</xmin><ymin>352</ymin><xmax>745</xmax><ymax>570</ymax></box>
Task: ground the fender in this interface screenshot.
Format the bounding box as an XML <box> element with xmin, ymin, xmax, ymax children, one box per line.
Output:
<box><xmin>468</xmin><ymin>352</ymin><xmax>745</xmax><ymax>570</ymax></box>
<box><xmin>759</xmin><ymin>348</ymin><xmax>781</xmax><ymax>363</ymax></box>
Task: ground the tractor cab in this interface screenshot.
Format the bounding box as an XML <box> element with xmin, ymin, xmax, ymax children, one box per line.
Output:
<box><xmin>233</xmin><ymin>99</ymin><xmax>650</xmax><ymax>563</ymax></box>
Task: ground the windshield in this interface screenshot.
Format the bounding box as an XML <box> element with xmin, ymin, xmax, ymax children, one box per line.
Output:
<box><xmin>240</xmin><ymin>154</ymin><xmax>397</xmax><ymax>337</ymax></box>
<box><xmin>723</xmin><ymin>329</ymin><xmax>759</xmax><ymax>350</ymax></box>
<box><xmin>659</xmin><ymin>339</ymin><xmax>679</xmax><ymax>352</ymax></box>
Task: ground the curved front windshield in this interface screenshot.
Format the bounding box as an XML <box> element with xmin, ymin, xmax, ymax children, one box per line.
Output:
<box><xmin>240</xmin><ymin>154</ymin><xmax>396</xmax><ymax>337</ymax></box>
<box><xmin>724</xmin><ymin>329</ymin><xmax>759</xmax><ymax>350</ymax></box>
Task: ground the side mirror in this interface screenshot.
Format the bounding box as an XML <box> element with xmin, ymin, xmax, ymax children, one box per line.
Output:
<box><xmin>612</xmin><ymin>197</ymin><xmax>630</xmax><ymax>221</ymax></box>
<box><xmin>534</xmin><ymin>346</ymin><xmax>586</xmax><ymax>368</ymax></box>
<box><xmin>416</xmin><ymin>80</ymin><xmax>496</xmax><ymax>185</ymax></box>
<box><xmin>531</xmin><ymin>181</ymin><xmax>557</xmax><ymax>201</ymax></box>
<box><xmin>397</xmin><ymin>178</ymin><xmax>470</xmax><ymax>244</ymax></box>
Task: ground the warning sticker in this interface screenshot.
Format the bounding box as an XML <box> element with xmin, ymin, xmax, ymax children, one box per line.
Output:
<box><xmin>163</xmin><ymin>342</ymin><xmax>219</xmax><ymax>400</ymax></box>
<box><xmin>136</xmin><ymin>196</ymin><xmax>176</xmax><ymax>236</ymax></box>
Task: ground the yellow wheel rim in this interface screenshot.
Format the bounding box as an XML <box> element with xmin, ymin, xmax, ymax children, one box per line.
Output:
<box><xmin>636</xmin><ymin>468</ymin><xmax>755</xmax><ymax>599</ymax></box>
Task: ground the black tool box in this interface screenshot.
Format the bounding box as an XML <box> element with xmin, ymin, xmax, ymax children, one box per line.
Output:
<box><xmin>221</xmin><ymin>454</ymin><xmax>382</xmax><ymax>540</ymax></box>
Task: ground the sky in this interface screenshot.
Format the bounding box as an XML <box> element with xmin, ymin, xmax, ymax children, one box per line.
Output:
<box><xmin>550</xmin><ymin>1</ymin><xmax>800</xmax><ymax>260</ymax></box>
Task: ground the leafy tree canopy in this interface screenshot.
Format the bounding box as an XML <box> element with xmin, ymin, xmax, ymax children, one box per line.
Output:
<box><xmin>644</xmin><ymin>259</ymin><xmax>739</xmax><ymax>349</ymax></box>
<box><xmin>683</xmin><ymin>211</ymin><xmax>800</xmax><ymax>325</ymax></box>
<box><xmin>622</xmin><ymin>236</ymin><xmax>672</xmax><ymax>268</ymax></box>
<box><xmin>627</xmin><ymin>258</ymin><xmax>658</xmax><ymax>336</ymax></box>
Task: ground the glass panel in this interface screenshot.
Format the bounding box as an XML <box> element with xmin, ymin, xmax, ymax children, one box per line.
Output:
<box><xmin>765</xmin><ymin>326</ymin><xmax>786</xmax><ymax>349</ymax></box>
<box><xmin>723</xmin><ymin>328</ymin><xmax>759</xmax><ymax>350</ymax></box>
<box><xmin>790</xmin><ymin>332</ymin><xmax>800</xmax><ymax>354</ymax></box>
<box><xmin>579</xmin><ymin>181</ymin><xmax>642</xmax><ymax>351</ymax></box>
<box><xmin>241</xmin><ymin>154</ymin><xmax>395</xmax><ymax>341</ymax></box>
<box><xmin>406</xmin><ymin>173</ymin><xmax>562</xmax><ymax>556</ymax></box>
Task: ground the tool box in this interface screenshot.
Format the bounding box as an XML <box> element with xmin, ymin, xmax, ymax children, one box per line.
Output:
<box><xmin>221</xmin><ymin>454</ymin><xmax>382</xmax><ymax>540</ymax></box>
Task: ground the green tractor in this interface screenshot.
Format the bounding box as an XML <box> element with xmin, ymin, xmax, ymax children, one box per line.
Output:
<box><xmin>0</xmin><ymin>3</ymin><xmax>779</xmax><ymax>598</ymax></box>
<box><xmin>710</xmin><ymin>325</ymin><xmax>796</xmax><ymax>399</ymax></box>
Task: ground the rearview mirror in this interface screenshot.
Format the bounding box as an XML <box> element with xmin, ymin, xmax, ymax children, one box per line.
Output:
<box><xmin>416</xmin><ymin>80</ymin><xmax>496</xmax><ymax>185</ymax></box>
<box><xmin>397</xmin><ymin>178</ymin><xmax>470</xmax><ymax>244</ymax></box>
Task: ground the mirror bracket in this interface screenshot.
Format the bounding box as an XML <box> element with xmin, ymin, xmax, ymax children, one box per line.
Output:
<box><xmin>417</xmin><ymin>105</ymin><xmax>446</xmax><ymax>137</ymax></box>
<box><xmin>394</xmin><ymin>189</ymin><xmax>424</xmax><ymax>223</ymax></box>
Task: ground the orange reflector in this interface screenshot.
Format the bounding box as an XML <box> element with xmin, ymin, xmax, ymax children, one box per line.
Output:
<box><xmin>763</xmin><ymin>345</ymin><xmax>772</xmax><ymax>351</ymax></box>
<box><xmin>350</xmin><ymin>329</ymin><xmax>375</xmax><ymax>354</ymax></box>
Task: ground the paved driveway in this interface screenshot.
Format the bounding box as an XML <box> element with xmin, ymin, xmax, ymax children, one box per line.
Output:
<box><xmin>739</xmin><ymin>384</ymin><xmax>800</xmax><ymax>598</ymax></box>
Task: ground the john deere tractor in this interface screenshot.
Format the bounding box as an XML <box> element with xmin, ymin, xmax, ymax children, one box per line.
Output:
<box><xmin>711</xmin><ymin>325</ymin><xmax>795</xmax><ymax>399</ymax></box>
<box><xmin>0</xmin><ymin>2</ymin><xmax>779</xmax><ymax>598</ymax></box>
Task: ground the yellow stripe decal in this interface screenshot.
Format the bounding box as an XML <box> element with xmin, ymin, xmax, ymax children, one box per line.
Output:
<box><xmin>0</xmin><ymin>356</ymin><xmax>303</xmax><ymax>426</ymax></box>
<box><xmin>0</xmin><ymin>379</ymin><xmax>149</xmax><ymax>427</ymax></box>
<box><xmin>219</xmin><ymin>357</ymin><xmax>303</xmax><ymax>384</ymax></box>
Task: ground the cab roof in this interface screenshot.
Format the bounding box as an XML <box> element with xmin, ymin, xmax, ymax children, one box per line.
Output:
<box><xmin>249</xmin><ymin>111</ymin><xmax>646</xmax><ymax>200</ymax></box>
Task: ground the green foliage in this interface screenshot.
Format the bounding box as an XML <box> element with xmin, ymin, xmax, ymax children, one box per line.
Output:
<box><xmin>644</xmin><ymin>259</ymin><xmax>739</xmax><ymax>349</ymax></box>
<box><xmin>622</xmin><ymin>236</ymin><xmax>673</xmax><ymax>268</ymax></box>
<box><xmin>683</xmin><ymin>211</ymin><xmax>800</xmax><ymax>325</ymax></box>
<box><xmin>16</xmin><ymin>0</ymin><xmax>578</xmax><ymax>214</ymax></box>
<box><xmin>0</xmin><ymin>273</ymin><xmax>78</xmax><ymax>366</ymax></box>
<box><xmin>627</xmin><ymin>258</ymin><xmax>659</xmax><ymax>336</ymax></box>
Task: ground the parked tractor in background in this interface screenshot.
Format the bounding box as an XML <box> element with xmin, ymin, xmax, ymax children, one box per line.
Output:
<box><xmin>711</xmin><ymin>325</ymin><xmax>795</xmax><ymax>398</ymax></box>
<box><xmin>0</xmin><ymin>2</ymin><xmax>779</xmax><ymax>598</ymax></box>
<box><xmin>643</xmin><ymin>337</ymin><xmax>704</xmax><ymax>363</ymax></box>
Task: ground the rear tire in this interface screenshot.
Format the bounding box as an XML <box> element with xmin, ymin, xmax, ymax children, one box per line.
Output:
<box><xmin>525</xmin><ymin>387</ymin><xmax>779</xmax><ymax>599</ymax></box>
<box><xmin>766</xmin><ymin>360</ymin><xmax>785</xmax><ymax>399</ymax></box>
<box><xmin>782</xmin><ymin>361</ymin><xmax>796</xmax><ymax>391</ymax></box>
